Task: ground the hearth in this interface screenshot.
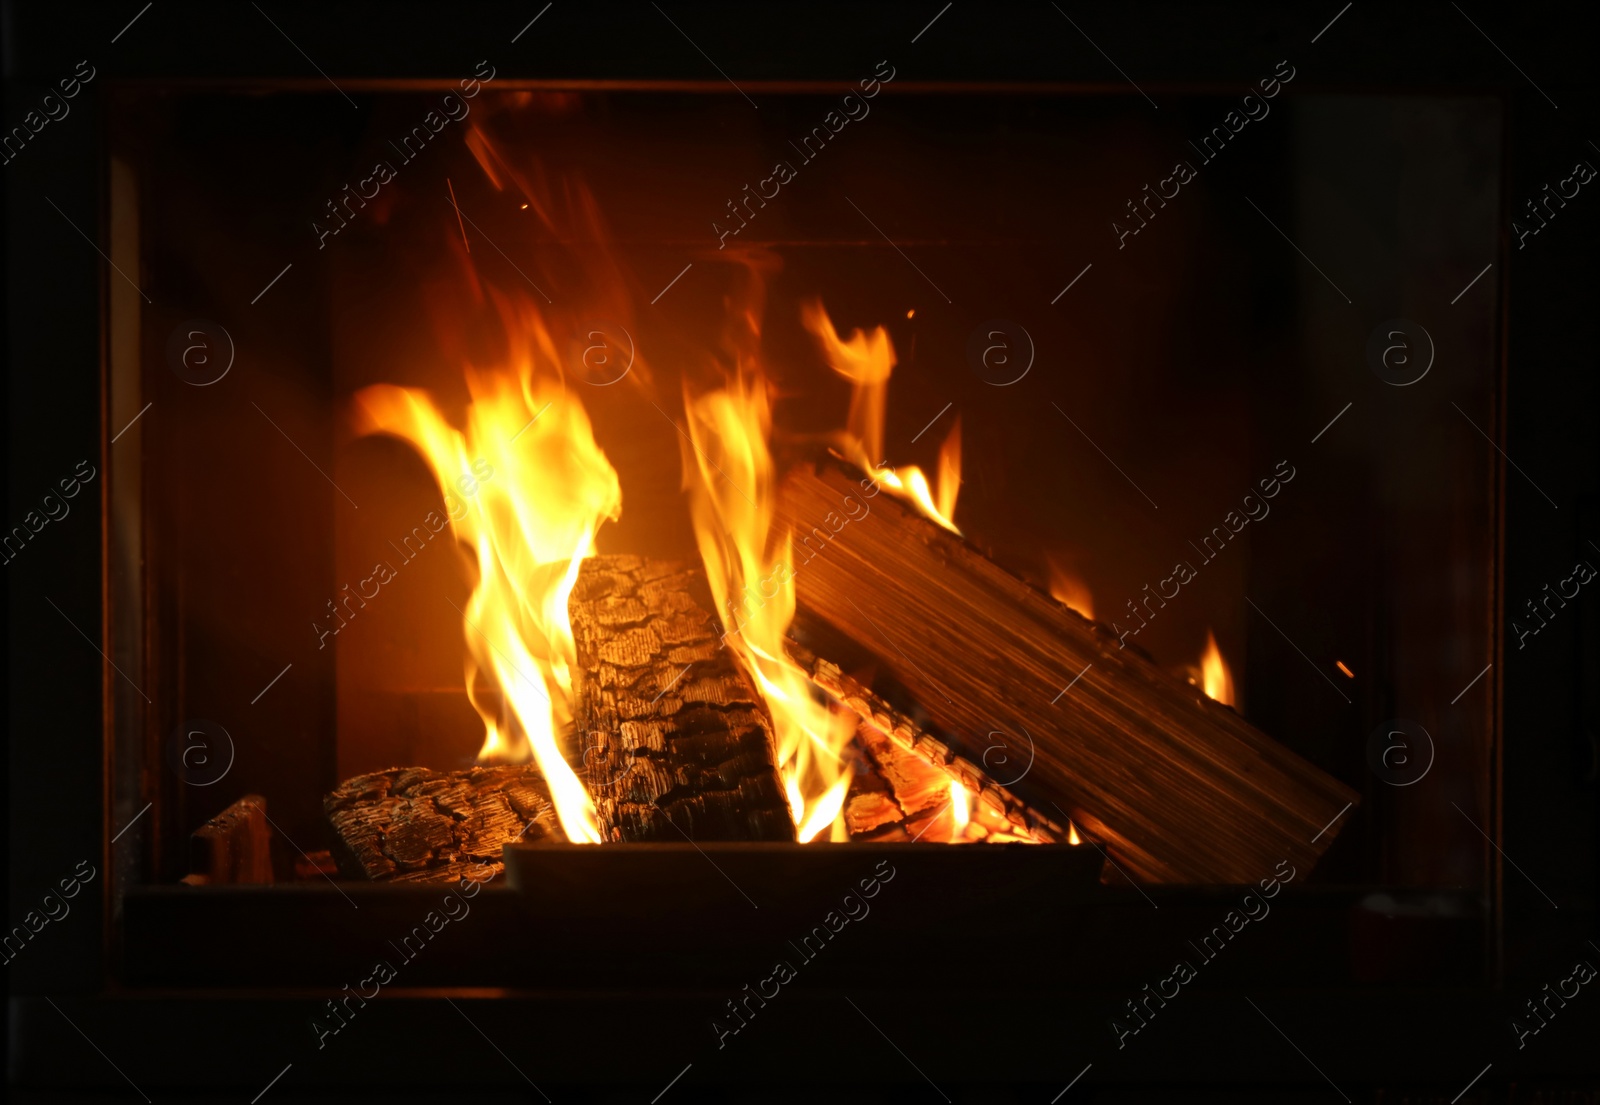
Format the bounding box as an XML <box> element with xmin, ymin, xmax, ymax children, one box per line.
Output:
<box><xmin>7</xmin><ymin>3</ymin><xmax>1596</xmax><ymax>1101</ymax></box>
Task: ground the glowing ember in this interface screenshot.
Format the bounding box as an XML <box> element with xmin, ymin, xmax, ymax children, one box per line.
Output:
<box><xmin>1200</xmin><ymin>630</ymin><xmax>1235</xmax><ymax>707</ymax></box>
<box><xmin>680</xmin><ymin>373</ymin><xmax>856</xmax><ymax>843</ymax></box>
<box><xmin>801</xmin><ymin>301</ymin><xmax>962</xmax><ymax>533</ymax></box>
<box><xmin>1047</xmin><ymin>558</ymin><xmax>1096</xmax><ymax>620</ymax></box>
<box><xmin>353</xmin><ymin>300</ymin><xmax>620</xmax><ymax>844</ymax></box>
<box><xmin>1335</xmin><ymin>659</ymin><xmax>1355</xmax><ymax>679</ymax></box>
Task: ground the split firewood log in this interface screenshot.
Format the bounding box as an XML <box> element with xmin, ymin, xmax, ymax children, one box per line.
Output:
<box><xmin>777</xmin><ymin>457</ymin><xmax>1359</xmax><ymax>883</ymax></box>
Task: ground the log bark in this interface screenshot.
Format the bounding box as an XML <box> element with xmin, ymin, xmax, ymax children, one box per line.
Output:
<box><xmin>777</xmin><ymin>458</ymin><xmax>1359</xmax><ymax>883</ymax></box>
<box><xmin>324</xmin><ymin>765</ymin><xmax>561</xmax><ymax>883</ymax></box>
<box><xmin>571</xmin><ymin>555</ymin><xmax>794</xmax><ymax>842</ymax></box>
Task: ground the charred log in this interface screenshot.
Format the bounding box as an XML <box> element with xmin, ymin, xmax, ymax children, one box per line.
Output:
<box><xmin>571</xmin><ymin>555</ymin><xmax>794</xmax><ymax>842</ymax></box>
<box><xmin>184</xmin><ymin>794</ymin><xmax>273</xmax><ymax>885</ymax></box>
<box><xmin>324</xmin><ymin>765</ymin><xmax>560</xmax><ymax>883</ymax></box>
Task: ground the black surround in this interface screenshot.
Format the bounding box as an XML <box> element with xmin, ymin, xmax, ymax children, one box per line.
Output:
<box><xmin>5</xmin><ymin>2</ymin><xmax>1598</xmax><ymax>1100</ymax></box>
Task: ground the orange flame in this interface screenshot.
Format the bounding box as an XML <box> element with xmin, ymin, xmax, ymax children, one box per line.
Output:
<box><xmin>681</xmin><ymin>373</ymin><xmax>855</xmax><ymax>843</ymax></box>
<box><xmin>353</xmin><ymin>301</ymin><xmax>620</xmax><ymax>844</ymax></box>
<box><xmin>1200</xmin><ymin>630</ymin><xmax>1235</xmax><ymax>707</ymax></box>
<box><xmin>1047</xmin><ymin>559</ymin><xmax>1096</xmax><ymax>620</ymax></box>
<box><xmin>801</xmin><ymin>301</ymin><xmax>961</xmax><ymax>533</ymax></box>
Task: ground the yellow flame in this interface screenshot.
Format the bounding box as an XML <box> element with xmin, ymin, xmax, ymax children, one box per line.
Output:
<box><xmin>1201</xmin><ymin>630</ymin><xmax>1235</xmax><ymax>707</ymax></box>
<box><xmin>949</xmin><ymin>779</ymin><xmax>971</xmax><ymax>840</ymax></box>
<box><xmin>353</xmin><ymin>303</ymin><xmax>619</xmax><ymax>844</ymax></box>
<box><xmin>797</xmin><ymin>776</ymin><xmax>851</xmax><ymax>844</ymax></box>
<box><xmin>1047</xmin><ymin>559</ymin><xmax>1096</xmax><ymax>620</ymax></box>
<box><xmin>681</xmin><ymin>373</ymin><xmax>856</xmax><ymax>844</ymax></box>
<box><xmin>1067</xmin><ymin>821</ymin><xmax>1082</xmax><ymax>846</ymax></box>
<box><xmin>784</xmin><ymin>772</ymin><xmax>806</xmax><ymax>826</ymax></box>
<box><xmin>935</xmin><ymin>419</ymin><xmax>961</xmax><ymax>524</ymax></box>
<box><xmin>801</xmin><ymin>301</ymin><xmax>961</xmax><ymax>533</ymax></box>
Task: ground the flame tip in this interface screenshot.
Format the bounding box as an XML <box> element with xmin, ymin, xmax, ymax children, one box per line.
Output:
<box><xmin>1200</xmin><ymin>630</ymin><xmax>1235</xmax><ymax>707</ymax></box>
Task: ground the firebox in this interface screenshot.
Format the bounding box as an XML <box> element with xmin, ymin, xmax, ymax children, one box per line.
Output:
<box><xmin>7</xmin><ymin>3</ymin><xmax>1596</xmax><ymax>1101</ymax></box>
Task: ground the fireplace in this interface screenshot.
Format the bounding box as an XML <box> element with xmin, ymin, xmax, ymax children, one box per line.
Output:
<box><xmin>7</xmin><ymin>3</ymin><xmax>1596</xmax><ymax>1101</ymax></box>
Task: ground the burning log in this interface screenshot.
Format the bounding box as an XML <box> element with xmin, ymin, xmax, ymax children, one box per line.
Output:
<box><xmin>846</xmin><ymin>718</ymin><xmax>1046</xmax><ymax>843</ymax></box>
<box><xmin>570</xmin><ymin>554</ymin><xmax>794</xmax><ymax>842</ymax></box>
<box><xmin>324</xmin><ymin>765</ymin><xmax>562</xmax><ymax>882</ymax></box>
<box><xmin>845</xmin><ymin>720</ymin><xmax>951</xmax><ymax>839</ymax></box>
<box><xmin>777</xmin><ymin>457</ymin><xmax>1359</xmax><ymax>883</ymax></box>
<box><xmin>794</xmin><ymin>647</ymin><xmax>1066</xmax><ymax>844</ymax></box>
<box><xmin>325</xmin><ymin>555</ymin><xmax>794</xmax><ymax>880</ymax></box>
